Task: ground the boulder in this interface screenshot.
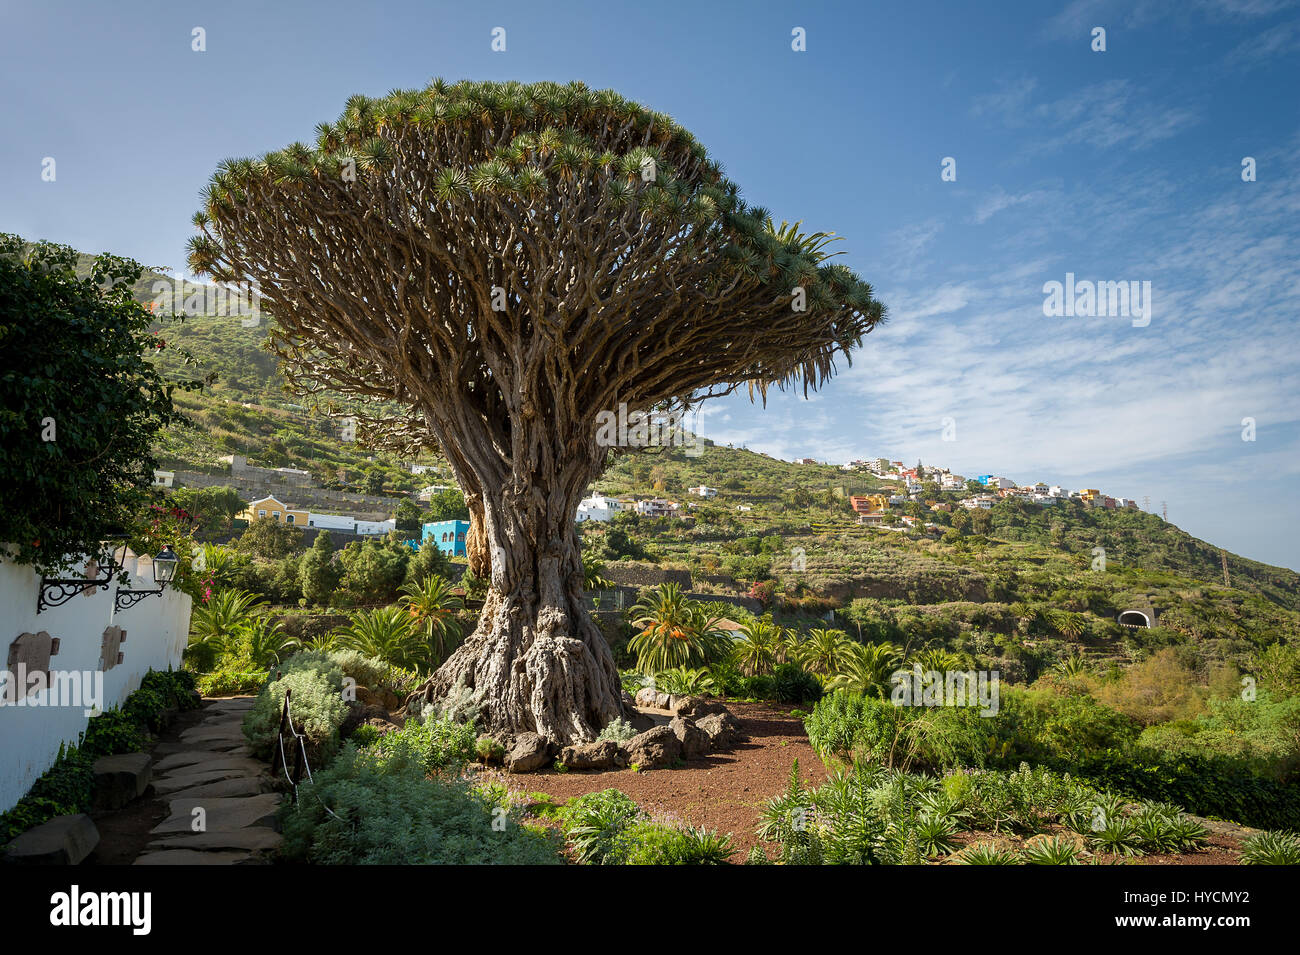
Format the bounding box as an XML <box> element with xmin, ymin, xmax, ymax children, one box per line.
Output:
<box><xmin>507</xmin><ymin>732</ymin><xmax>552</xmax><ymax>773</ymax></box>
<box><xmin>654</xmin><ymin>691</ymin><xmax>673</xmax><ymax>710</ymax></box>
<box><xmin>559</xmin><ymin>740</ymin><xmax>626</xmax><ymax>771</ymax></box>
<box><xmin>623</xmin><ymin>725</ymin><xmax>682</xmax><ymax>769</ymax></box>
<box><xmin>92</xmin><ymin>752</ymin><xmax>152</xmax><ymax>810</ymax></box>
<box><xmin>634</xmin><ymin>686</ymin><xmax>659</xmax><ymax>708</ymax></box>
<box><xmin>4</xmin><ymin>814</ymin><xmax>99</xmax><ymax>865</ymax></box>
<box><xmin>696</xmin><ymin>711</ymin><xmax>743</xmax><ymax>750</ymax></box>
<box><xmin>670</xmin><ymin>696</ymin><xmax>730</xmax><ymax>718</ymax></box>
<box><xmin>669</xmin><ymin>716</ymin><xmax>710</xmax><ymax>759</ymax></box>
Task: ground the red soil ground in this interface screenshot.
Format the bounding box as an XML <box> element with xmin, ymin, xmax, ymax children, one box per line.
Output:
<box><xmin>497</xmin><ymin>700</ymin><xmax>1247</xmax><ymax>864</ymax></box>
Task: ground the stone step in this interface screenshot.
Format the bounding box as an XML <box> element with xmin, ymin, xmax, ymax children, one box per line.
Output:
<box><xmin>154</xmin><ymin>751</ymin><xmax>258</xmax><ymax>773</ymax></box>
<box><xmin>3</xmin><ymin>814</ymin><xmax>99</xmax><ymax>865</ymax></box>
<box><xmin>159</xmin><ymin>777</ymin><xmax>269</xmax><ymax>801</ymax></box>
<box><xmin>152</xmin><ymin>765</ymin><xmax>266</xmax><ymax>793</ymax></box>
<box><xmin>150</xmin><ymin>794</ymin><xmax>282</xmax><ymax>835</ymax></box>
<box><xmin>92</xmin><ymin>753</ymin><xmax>153</xmax><ymax>810</ymax></box>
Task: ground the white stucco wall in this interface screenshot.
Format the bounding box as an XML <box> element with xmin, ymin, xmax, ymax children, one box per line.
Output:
<box><xmin>0</xmin><ymin>553</ymin><xmax>192</xmax><ymax>813</ymax></box>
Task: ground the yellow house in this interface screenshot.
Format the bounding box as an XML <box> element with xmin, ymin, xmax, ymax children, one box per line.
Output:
<box><xmin>237</xmin><ymin>495</ymin><xmax>309</xmax><ymax>526</ymax></box>
<box><xmin>1079</xmin><ymin>489</ymin><xmax>1101</xmax><ymax>502</ymax></box>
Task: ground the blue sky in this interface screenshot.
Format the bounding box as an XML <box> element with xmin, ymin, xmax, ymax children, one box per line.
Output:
<box><xmin>3</xmin><ymin>0</ymin><xmax>1299</xmax><ymax>569</ymax></box>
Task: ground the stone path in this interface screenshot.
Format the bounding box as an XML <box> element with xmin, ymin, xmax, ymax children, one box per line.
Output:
<box><xmin>132</xmin><ymin>696</ymin><xmax>282</xmax><ymax>865</ymax></box>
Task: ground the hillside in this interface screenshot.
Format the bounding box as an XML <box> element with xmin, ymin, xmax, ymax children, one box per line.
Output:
<box><xmin>132</xmin><ymin>307</ymin><xmax>1300</xmax><ymax>672</ymax></box>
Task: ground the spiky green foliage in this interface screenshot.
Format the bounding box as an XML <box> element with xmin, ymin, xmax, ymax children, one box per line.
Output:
<box><xmin>187</xmin><ymin>79</ymin><xmax>884</xmax><ymax>458</ymax></box>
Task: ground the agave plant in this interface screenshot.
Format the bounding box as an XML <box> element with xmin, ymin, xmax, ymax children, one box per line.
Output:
<box><xmin>335</xmin><ymin>606</ymin><xmax>424</xmax><ymax>671</ymax></box>
<box><xmin>398</xmin><ymin>574</ymin><xmax>465</xmax><ymax>667</ymax></box>
<box><xmin>1239</xmin><ymin>829</ymin><xmax>1300</xmax><ymax>865</ymax></box>
<box><xmin>957</xmin><ymin>842</ymin><xmax>1021</xmax><ymax>865</ymax></box>
<box><xmin>800</xmin><ymin>628</ymin><xmax>849</xmax><ymax>675</ymax></box>
<box><xmin>825</xmin><ymin>642</ymin><xmax>902</xmax><ymax>697</ymax></box>
<box><xmin>1022</xmin><ymin>835</ymin><xmax>1083</xmax><ymax>865</ymax></box>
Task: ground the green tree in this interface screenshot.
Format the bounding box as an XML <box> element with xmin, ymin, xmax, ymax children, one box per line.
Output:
<box><xmin>424</xmin><ymin>487</ymin><xmax>470</xmax><ymax>522</ymax></box>
<box><xmin>404</xmin><ymin>539</ymin><xmax>455</xmax><ymax>588</ymax></box>
<box><xmin>234</xmin><ymin>517</ymin><xmax>305</xmax><ymax>560</ymax></box>
<box><xmin>394</xmin><ymin>499</ymin><xmax>424</xmax><ymax>536</ymax></box>
<box><xmin>300</xmin><ymin>531</ymin><xmax>342</xmax><ymax>606</ymax></box>
<box><xmin>337</xmin><ymin>538</ymin><xmax>409</xmax><ymax>605</ymax></box>
<box><xmin>189</xmin><ymin>80</ymin><xmax>883</xmax><ymax>743</ymax></box>
<box><xmin>0</xmin><ymin>235</ymin><xmax>192</xmax><ymax>574</ymax></box>
<box><xmin>170</xmin><ymin>485</ymin><xmax>246</xmax><ymax>537</ymax></box>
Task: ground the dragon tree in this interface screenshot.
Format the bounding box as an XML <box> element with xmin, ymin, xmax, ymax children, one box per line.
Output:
<box><xmin>188</xmin><ymin>79</ymin><xmax>884</xmax><ymax>745</ymax></box>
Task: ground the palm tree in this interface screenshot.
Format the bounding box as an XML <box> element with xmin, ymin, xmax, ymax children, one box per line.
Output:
<box><xmin>909</xmin><ymin>648</ymin><xmax>966</xmax><ymax>675</ymax></box>
<box><xmin>1054</xmin><ymin>650</ymin><xmax>1091</xmax><ymax>678</ymax></box>
<box><xmin>733</xmin><ymin>619</ymin><xmax>782</xmax><ymax>676</ymax></box>
<box><xmin>777</xmin><ymin>627</ymin><xmax>807</xmax><ymax>665</ymax></box>
<box><xmin>236</xmin><ymin>615</ymin><xmax>301</xmax><ymax>669</ymax></box>
<box><xmin>1049</xmin><ymin>609</ymin><xmax>1088</xmax><ymax>640</ymax></box>
<box><xmin>628</xmin><ymin>583</ymin><xmax>730</xmax><ymax>673</ymax></box>
<box><xmin>187</xmin><ymin>589</ymin><xmax>265</xmax><ymax>669</ymax></box>
<box><xmin>336</xmin><ymin>606</ymin><xmax>422</xmax><ymax>670</ymax></box>
<box><xmin>826</xmin><ymin>642</ymin><xmax>902</xmax><ymax>697</ymax></box>
<box><xmin>800</xmin><ymin>628</ymin><xmax>849</xmax><ymax>675</ymax></box>
<box><xmin>398</xmin><ymin>574</ymin><xmax>465</xmax><ymax>668</ymax></box>
<box><xmin>1009</xmin><ymin>601</ymin><xmax>1037</xmax><ymax>634</ymax></box>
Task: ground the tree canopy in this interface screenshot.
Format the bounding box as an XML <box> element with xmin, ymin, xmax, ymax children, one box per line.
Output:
<box><xmin>0</xmin><ymin>235</ymin><xmax>193</xmax><ymax>573</ymax></box>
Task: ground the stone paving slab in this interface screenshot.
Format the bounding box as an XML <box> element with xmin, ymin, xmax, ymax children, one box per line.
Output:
<box><xmin>147</xmin><ymin>828</ymin><xmax>282</xmax><ymax>852</ymax></box>
<box><xmin>154</xmin><ymin>751</ymin><xmax>258</xmax><ymax>772</ymax></box>
<box><xmin>152</xmin><ymin>766</ymin><xmax>268</xmax><ymax>793</ymax></box>
<box><xmin>157</xmin><ymin>777</ymin><xmax>270</xmax><ymax>801</ymax></box>
<box><xmin>150</xmin><ymin>794</ymin><xmax>281</xmax><ymax>835</ymax></box>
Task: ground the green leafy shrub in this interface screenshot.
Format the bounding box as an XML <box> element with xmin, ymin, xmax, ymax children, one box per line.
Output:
<box><xmin>279</xmin><ymin>745</ymin><xmax>562</xmax><ymax>865</ymax></box>
<box><xmin>242</xmin><ymin>652</ymin><xmax>347</xmax><ymax>764</ymax></box>
<box><xmin>370</xmin><ymin>712</ymin><xmax>476</xmax><ymax>775</ymax></box>
<box><xmin>773</xmin><ymin>662</ymin><xmax>822</xmax><ymax>705</ymax></box>
<box><xmin>80</xmin><ymin>709</ymin><xmax>148</xmax><ymax>757</ymax></box>
<box><xmin>622</xmin><ymin>823</ymin><xmax>735</xmax><ymax>865</ymax></box>
<box><xmin>0</xmin><ymin>745</ymin><xmax>93</xmax><ymax>844</ymax></box>
<box><xmin>560</xmin><ymin>790</ymin><xmax>642</xmax><ymax>865</ymax></box>
<box><xmin>597</xmin><ymin>717</ymin><xmax>637</xmax><ymax>743</ymax></box>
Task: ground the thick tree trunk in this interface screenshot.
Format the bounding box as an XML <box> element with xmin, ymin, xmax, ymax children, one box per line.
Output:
<box><xmin>409</xmin><ymin>486</ymin><xmax>624</xmax><ymax>744</ymax></box>
<box><xmin>464</xmin><ymin>495</ymin><xmax>490</xmax><ymax>580</ymax></box>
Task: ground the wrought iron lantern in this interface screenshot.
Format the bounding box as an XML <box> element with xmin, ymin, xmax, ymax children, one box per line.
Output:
<box><xmin>114</xmin><ymin>545</ymin><xmax>180</xmax><ymax>612</ymax></box>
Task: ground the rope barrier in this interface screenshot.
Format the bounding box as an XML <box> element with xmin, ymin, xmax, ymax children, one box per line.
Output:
<box><xmin>271</xmin><ymin>686</ymin><xmax>342</xmax><ymax>821</ymax></box>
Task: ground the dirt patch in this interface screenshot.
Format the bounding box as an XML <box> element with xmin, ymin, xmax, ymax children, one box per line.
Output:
<box><xmin>504</xmin><ymin>700</ymin><xmax>828</xmax><ymax>859</ymax></box>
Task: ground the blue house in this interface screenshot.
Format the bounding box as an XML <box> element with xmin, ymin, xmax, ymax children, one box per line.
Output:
<box><xmin>420</xmin><ymin>519</ymin><xmax>470</xmax><ymax>557</ymax></box>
